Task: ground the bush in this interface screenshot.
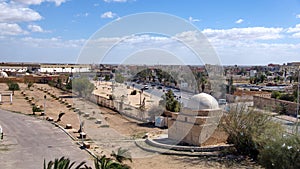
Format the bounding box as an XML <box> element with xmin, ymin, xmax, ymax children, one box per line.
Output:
<box><xmin>130</xmin><ymin>90</ymin><xmax>137</xmax><ymax>95</ymax></box>
<box><xmin>222</xmin><ymin>104</ymin><xmax>284</xmax><ymax>160</ymax></box>
<box><xmin>259</xmin><ymin>135</ymin><xmax>300</xmax><ymax>169</ymax></box>
<box><xmin>7</xmin><ymin>82</ymin><xmax>20</xmax><ymax>95</ymax></box>
<box><xmin>109</xmin><ymin>95</ymin><xmax>115</xmax><ymax>100</ymax></box>
<box><xmin>271</xmin><ymin>91</ymin><xmax>281</xmax><ymax>99</ymax></box>
<box><xmin>32</xmin><ymin>105</ymin><xmax>43</xmax><ymax>114</ymax></box>
<box><xmin>279</xmin><ymin>93</ymin><xmax>295</xmax><ymax>102</ymax></box>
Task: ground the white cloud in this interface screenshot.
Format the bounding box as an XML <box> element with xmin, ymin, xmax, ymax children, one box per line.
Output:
<box><xmin>0</xmin><ymin>23</ymin><xmax>27</xmax><ymax>35</ymax></box>
<box><xmin>20</xmin><ymin>36</ymin><xmax>86</xmax><ymax>48</ymax></box>
<box><xmin>27</xmin><ymin>24</ymin><xmax>43</xmax><ymax>32</ymax></box>
<box><xmin>188</xmin><ymin>16</ymin><xmax>200</xmax><ymax>23</ymax></box>
<box><xmin>101</xmin><ymin>11</ymin><xmax>117</xmax><ymax>19</ymax></box>
<box><xmin>0</xmin><ymin>2</ymin><xmax>42</xmax><ymax>22</ymax></box>
<box><xmin>202</xmin><ymin>27</ymin><xmax>283</xmax><ymax>40</ymax></box>
<box><xmin>13</xmin><ymin>0</ymin><xmax>67</xmax><ymax>6</ymax></box>
<box><xmin>13</xmin><ymin>0</ymin><xmax>43</xmax><ymax>5</ymax></box>
<box><xmin>286</xmin><ymin>24</ymin><xmax>300</xmax><ymax>33</ymax></box>
<box><xmin>235</xmin><ymin>19</ymin><xmax>244</xmax><ymax>24</ymax></box>
<box><xmin>291</xmin><ymin>32</ymin><xmax>300</xmax><ymax>38</ymax></box>
<box><xmin>286</xmin><ymin>24</ymin><xmax>300</xmax><ymax>38</ymax></box>
<box><xmin>103</xmin><ymin>0</ymin><xmax>128</xmax><ymax>3</ymax></box>
<box><xmin>296</xmin><ymin>14</ymin><xmax>300</xmax><ymax>18</ymax></box>
<box><xmin>75</xmin><ymin>12</ymin><xmax>89</xmax><ymax>17</ymax></box>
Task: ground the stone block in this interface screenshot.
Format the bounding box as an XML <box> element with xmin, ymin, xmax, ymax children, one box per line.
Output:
<box><xmin>65</xmin><ymin>124</ymin><xmax>72</xmax><ymax>129</ymax></box>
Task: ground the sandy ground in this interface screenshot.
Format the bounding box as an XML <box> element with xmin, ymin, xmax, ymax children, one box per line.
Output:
<box><xmin>0</xmin><ymin>83</ymin><xmax>261</xmax><ymax>169</ymax></box>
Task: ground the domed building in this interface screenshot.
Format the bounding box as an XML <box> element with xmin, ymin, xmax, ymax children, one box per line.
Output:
<box><xmin>168</xmin><ymin>93</ymin><xmax>223</xmax><ymax>146</ymax></box>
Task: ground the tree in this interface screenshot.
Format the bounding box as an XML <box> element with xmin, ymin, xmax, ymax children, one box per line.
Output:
<box><xmin>259</xmin><ymin>74</ymin><xmax>267</xmax><ymax>83</ymax></box>
<box><xmin>271</xmin><ymin>91</ymin><xmax>281</xmax><ymax>99</ymax></box>
<box><xmin>159</xmin><ymin>90</ymin><xmax>181</xmax><ymax>112</ymax></box>
<box><xmin>66</xmin><ymin>80</ymin><xmax>72</xmax><ymax>90</ymax></box>
<box><xmin>111</xmin><ymin>148</ymin><xmax>132</xmax><ymax>163</ymax></box>
<box><xmin>72</xmin><ymin>77</ymin><xmax>95</xmax><ymax>97</ymax></box>
<box><xmin>26</xmin><ymin>81</ymin><xmax>33</xmax><ymax>89</ymax></box>
<box><xmin>44</xmin><ymin>156</ymin><xmax>89</xmax><ymax>169</ymax></box>
<box><xmin>115</xmin><ymin>73</ymin><xmax>125</xmax><ymax>83</ymax></box>
<box><xmin>7</xmin><ymin>82</ymin><xmax>20</xmax><ymax>95</ymax></box>
<box><xmin>94</xmin><ymin>155</ymin><xmax>130</xmax><ymax>169</ymax></box>
<box><xmin>279</xmin><ymin>93</ymin><xmax>295</xmax><ymax>102</ymax></box>
<box><xmin>226</xmin><ymin>76</ymin><xmax>235</xmax><ymax>94</ymax></box>
<box><xmin>104</xmin><ymin>75</ymin><xmax>110</xmax><ymax>81</ymax></box>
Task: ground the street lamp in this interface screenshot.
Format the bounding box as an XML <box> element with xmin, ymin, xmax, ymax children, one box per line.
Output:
<box><xmin>43</xmin><ymin>95</ymin><xmax>46</xmax><ymax>116</ymax></box>
<box><xmin>139</xmin><ymin>89</ymin><xmax>144</xmax><ymax>105</ymax></box>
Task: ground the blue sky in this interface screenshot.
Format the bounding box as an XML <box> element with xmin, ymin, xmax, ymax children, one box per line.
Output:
<box><xmin>1</xmin><ymin>0</ymin><xmax>300</xmax><ymax>65</ymax></box>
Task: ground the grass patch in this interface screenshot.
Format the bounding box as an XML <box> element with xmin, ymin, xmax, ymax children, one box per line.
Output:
<box><xmin>131</xmin><ymin>131</ymin><xmax>147</xmax><ymax>139</ymax></box>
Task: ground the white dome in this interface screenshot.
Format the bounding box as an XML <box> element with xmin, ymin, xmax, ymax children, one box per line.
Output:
<box><xmin>187</xmin><ymin>93</ymin><xmax>219</xmax><ymax>110</ymax></box>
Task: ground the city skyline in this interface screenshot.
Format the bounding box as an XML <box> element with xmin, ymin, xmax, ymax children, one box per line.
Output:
<box><xmin>0</xmin><ymin>0</ymin><xmax>300</xmax><ymax>65</ymax></box>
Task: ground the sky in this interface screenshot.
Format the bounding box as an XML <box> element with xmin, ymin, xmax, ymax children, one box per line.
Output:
<box><xmin>1</xmin><ymin>0</ymin><xmax>300</xmax><ymax>65</ymax></box>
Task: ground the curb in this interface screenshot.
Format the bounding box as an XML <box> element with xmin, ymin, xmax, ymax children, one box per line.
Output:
<box><xmin>134</xmin><ymin>140</ymin><xmax>220</xmax><ymax>157</ymax></box>
<box><xmin>50</xmin><ymin>121</ymin><xmax>98</xmax><ymax>159</ymax></box>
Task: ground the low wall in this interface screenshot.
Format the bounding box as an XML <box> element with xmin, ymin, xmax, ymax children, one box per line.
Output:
<box><xmin>253</xmin><ymin>96</ymin><xmax>298</xmax><ymax>116</ymax></box>
<box><xmin>90</xmin><ymin>94</ymin><xmax>148</xmax><ymax>122</ymax></box>
<box><xmin>226</xmin><ymin>94</ymin><xmax>253</xmax><ymax>103</ymax></box>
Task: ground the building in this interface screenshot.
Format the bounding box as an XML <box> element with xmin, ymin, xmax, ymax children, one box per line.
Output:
<box><xmin>167</xmin><ymin>93</ymin><xmax>223</xmax><ymax>146</ymax></box>
<box><xmin>40</xmin><ymin>64</ymin><xmax>91</xmax><ymax>73</ymax></box>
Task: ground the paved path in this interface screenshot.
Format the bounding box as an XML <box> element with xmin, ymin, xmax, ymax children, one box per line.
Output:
<box><xmin>72</xmin><ymin>98</ymin><xmax>155</xmax><ymax>159</ymax></box>
<box><xmin>0</xmin><ymin>109</ymin><xmax>92</xmax><ymax>169</ymax></box>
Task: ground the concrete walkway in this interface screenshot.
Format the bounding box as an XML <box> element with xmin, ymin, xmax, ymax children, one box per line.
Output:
<box><xmin>0</xmin><ymin>109</ymin><xmax>93</xmax><ymax>169</ymax></box>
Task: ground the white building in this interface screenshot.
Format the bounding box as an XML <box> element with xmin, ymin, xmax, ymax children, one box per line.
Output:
<box><xmin>249</xmin><ymin>70</ymin><xmax>257</xmax><ymax>77</ymax></box>
<box><xmin>0</xmin><ymin>66</ymin><xmax>27</xmax><ymax>73</ymax></box>
<box><xmin>40</xmin><ymin>64</ymin><xmax>91</xmax><ymax>73</ymax></box>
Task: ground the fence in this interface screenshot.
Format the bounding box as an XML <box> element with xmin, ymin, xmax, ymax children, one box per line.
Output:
<box><xmin>88</xmin><ymin>94</ymin><xmax>148</xmax><ymax>122</ymax></box>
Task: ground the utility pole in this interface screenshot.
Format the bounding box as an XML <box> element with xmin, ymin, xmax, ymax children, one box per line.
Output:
<box><xmin>295</xmin><ymin>68</ymin><xmax>300</xmax><ymax>135</ymax></box>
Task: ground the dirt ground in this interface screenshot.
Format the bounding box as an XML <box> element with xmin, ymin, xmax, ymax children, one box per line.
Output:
<box><xmin>0</xmin><ymin>83</ymin><xmax>261</xmax><ymax>169</ymax></box>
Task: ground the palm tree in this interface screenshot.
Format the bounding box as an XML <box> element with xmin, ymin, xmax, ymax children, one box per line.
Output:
<box><xmin>44</xmin><ymin>157</ymin><xmax>89</xmax><ymax>169</ymax></box>
<box><xmin>94</xmin><ymin>155</ymin><xmax>131</xmax><ymax>169</ymax></box>
<box><xmin>110</xmin><ymin>148</ymin><xmax>132</xmax><ymax>163</ymax></box>
<box><xmin>94</xmin><ymin>155</ymin><xmax>115</xmax><ymax>169</ymax></box>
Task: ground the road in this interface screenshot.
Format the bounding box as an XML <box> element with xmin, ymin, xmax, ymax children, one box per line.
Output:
<box><xmin>0</xmin><ymin>109</ymin><xmax>92</xmax><ymax>169</ymax></box>
<box><xmin>126</xmin><ymin>82</ymin><xmax>194</xmax><ymax>106</ymax></box>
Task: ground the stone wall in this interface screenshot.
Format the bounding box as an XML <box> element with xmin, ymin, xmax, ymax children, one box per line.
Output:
<box><xmin>253</xmin><ymin>96</ymin><xmax>298</xmax><ymax>116</ymax></box>
<box><xmin>168</xmin><ymin>108</ymin><xmax>223</xmax><ymax>146</ymax></box>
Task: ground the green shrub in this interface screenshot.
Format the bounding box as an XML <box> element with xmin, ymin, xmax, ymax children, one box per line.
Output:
<box><xmin>7</xmin><ymin>82</ymin><xmax>20</xmax><ymax>95</ymax></box>
<box><xmin>222</xmin><ymin>104</ymin><xmax>284</xmax><ymax>160</ymax></box>
<box><xmin>259</xmin><ymin>135</ymin><xmax>300</xmax><ymax>169</ymax></box>
<box><xmin>130</xmin><ymin>90</ymin><xmax>137</xmax><ymax>95</ymax></box>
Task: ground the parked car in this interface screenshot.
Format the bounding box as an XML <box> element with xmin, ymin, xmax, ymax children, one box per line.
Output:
<box><xmin>143</xmin><ymin>85</ymin><xmax>149</xmax><ymax>90</ymax></box>
<box><xmin>218</xmin><ymin>99</ymin><xmax>227</xmax><ymax>105</ymax></box>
